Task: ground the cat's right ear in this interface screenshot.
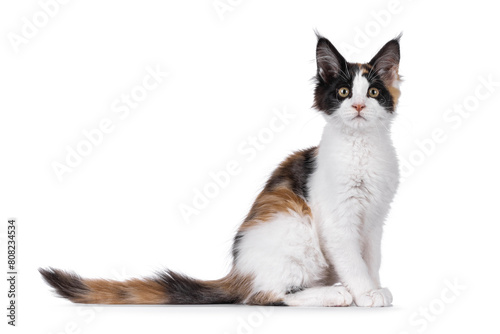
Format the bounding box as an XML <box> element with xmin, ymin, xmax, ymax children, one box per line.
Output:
<box><xmin>316</xmin><ymin>35</ymin><xmax>346</xmax><ymax>83</ymax></box>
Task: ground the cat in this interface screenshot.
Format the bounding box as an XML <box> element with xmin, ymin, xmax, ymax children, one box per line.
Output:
<box><xmin>40</xmin><ymin>33</ymin><xmax>401</xmax><ymax>307</ymax></box>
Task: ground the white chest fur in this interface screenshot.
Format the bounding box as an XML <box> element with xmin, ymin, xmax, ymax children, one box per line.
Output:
<box><xmin>310</xmin><ymin>122</ymin><xmax>399</xmax><ymax>232</ymax></box>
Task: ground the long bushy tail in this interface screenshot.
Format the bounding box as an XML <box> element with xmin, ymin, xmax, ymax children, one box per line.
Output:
<box><xmin>39</xmin><ymin>267</ymin><xmax>243</xmax><ymax>304</ymax></box>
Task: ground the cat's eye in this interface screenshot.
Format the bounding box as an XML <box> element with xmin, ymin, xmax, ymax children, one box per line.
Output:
<box><xmin>368</xmin><ymin>88</ymin><xmax>380</xmax><ymax>98</ymax></box>
<box><xmin>338</xmin><ymin>87</ymin><xmax>350</xmax><ymax>98</ymax></box>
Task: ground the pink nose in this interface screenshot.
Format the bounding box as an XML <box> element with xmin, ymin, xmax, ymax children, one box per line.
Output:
<box><xmin>352</xmin><ymin>104</ymin><xmax>365</xmax><ymax>112</ymax></box>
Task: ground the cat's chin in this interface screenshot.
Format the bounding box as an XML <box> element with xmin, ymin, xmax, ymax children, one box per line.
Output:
<box><xmin>340</xmin><ymin>117</ymin><xmax>372</xmax><ymax>130</ymax></box>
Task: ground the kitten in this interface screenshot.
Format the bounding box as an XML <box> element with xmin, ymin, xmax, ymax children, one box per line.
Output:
<box><xmin>40</xmin><ymin>33</ymin><xmax>401</xmax><ymax>307</ymax></box>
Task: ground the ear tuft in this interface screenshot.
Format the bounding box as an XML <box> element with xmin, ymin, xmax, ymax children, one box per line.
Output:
<box><xmin>315</xmin><ymin>34</ymin><xmax>346</xmax><ymax>83</ymax></box>
<box><xmin>369</xmin><ymin>34</ymin><xmax>401</xmax><ymax>85</ymax></box>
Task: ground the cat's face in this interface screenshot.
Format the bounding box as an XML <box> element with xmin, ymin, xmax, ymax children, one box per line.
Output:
<box><xmin>313</xmin><ymin>35</ymin><xmax>401</xmax><ymax>130</ymax></box>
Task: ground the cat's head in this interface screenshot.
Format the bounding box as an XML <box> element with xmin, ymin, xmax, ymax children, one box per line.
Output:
<box><xmin>313</xmin><ymin>34</ymin><xmax>401</xmax><ymax>130</ymax></box>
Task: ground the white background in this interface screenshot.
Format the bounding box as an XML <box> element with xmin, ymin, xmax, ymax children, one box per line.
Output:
<box><xmin>1</xmin><ymin>0</ymin><xmax>500</xmax><ymax>333</ymax></box>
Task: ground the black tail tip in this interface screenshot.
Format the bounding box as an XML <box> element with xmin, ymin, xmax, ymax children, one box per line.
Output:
<box><xmin>39</xmin><ymin>267</ymin><xmax>88</xmax><ymax>301</ymax></box>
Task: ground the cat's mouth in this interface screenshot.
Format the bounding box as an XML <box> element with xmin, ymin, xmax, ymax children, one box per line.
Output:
<box><xmin>352</xmin><ymin>115</ymin><xmax>366</xmax><ymax>121</ymax></box>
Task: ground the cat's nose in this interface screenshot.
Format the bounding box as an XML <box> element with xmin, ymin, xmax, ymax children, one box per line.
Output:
<box><xmin>352</xmin><ymin>104</ymin><xmax>366</xmax><ymax>112</ymax></box>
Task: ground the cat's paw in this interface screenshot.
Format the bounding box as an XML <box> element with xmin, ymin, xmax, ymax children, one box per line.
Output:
<box><xmin>324</xmin><ymin>286</ymin><xmax>353</xmax><ymax>307</ymax></box>
<box><xmin>354</xmin><ymin>288</ymin><xmax>392</xmax><ymax>307</ymax></box>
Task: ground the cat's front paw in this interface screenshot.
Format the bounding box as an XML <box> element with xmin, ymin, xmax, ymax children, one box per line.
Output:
<box><xmin>354</xmin><ymin>288</ymin><xmax>392</xmax><ymax>307</ymax></box>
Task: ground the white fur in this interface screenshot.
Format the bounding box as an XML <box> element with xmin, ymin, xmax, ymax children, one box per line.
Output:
<box><xmin>310</xmin><ymin>72</ymin><xmax>399</xmax><ymax>306</ymax></box>
<box><xmin>234</xmin><ymin>72</ymin><xmax>399</xmax><ymax>307</ymax></box>
<box><xmin>235</xmin><ymin>211</ymin><xmax>328</xmax><ymax>298</ymax></box>
<box><xmin>284</xmin><ymin>285</ymin><xmax>353</xmax><ymax>307</ymax></box>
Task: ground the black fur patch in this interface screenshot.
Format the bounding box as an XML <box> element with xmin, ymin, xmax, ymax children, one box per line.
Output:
<box><xmin>264</xmin><ymin>147</ymin><xmax>317</xmax><ymax>200</ymax></box>
<box><xmin>155</xmin><ymin>270</ymin><xmax>238</xmax><ymax>304</ymax></box>
<box><xmin>39</xmin><ymin>267</ymin><xmax>88</xmax><ymax>301</ymax></box>
<box><xmin>362</xmin><ymin>72</ymin><xmax>396</xmax><ymax>112</ymax></box>
<box><xmin>232</xmin><ymin>232</ymin><xmax>244</xmax><ymax>262</ymax></box>
<box><xmin>266</xmin><ymin>301</ymin><xmax>288</xmax><ymax>306</ymax></box>
<box><xmin>314</xmin><ymin>62</ymin><xmax>360</xmax><ymax>115</ymax></box>
<box><xmin>286</xmin><ymin>286</ymin><xmax>304</xmax><ymax>294</ymax></box>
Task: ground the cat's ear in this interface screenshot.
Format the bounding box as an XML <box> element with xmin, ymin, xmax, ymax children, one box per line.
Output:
<box><xmin>369</xmin><ymin>35</ymin><xmax>401</xmax><ymax>85</ymax></box>
<box><xmin>316</xmin><ymin>35</ymin><xmax>347</xmax><ymax>83</ymax></box>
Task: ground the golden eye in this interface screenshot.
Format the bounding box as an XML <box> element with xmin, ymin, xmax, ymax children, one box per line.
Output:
<box><xmin>338</xmin><ymin>87</ymin><xmax>350</xmax><ymax>98</ymax></box>
<box><xmin>368</xmin><ymin>87</ymin><xmax>380</xmax><ymax>98</ymax></box>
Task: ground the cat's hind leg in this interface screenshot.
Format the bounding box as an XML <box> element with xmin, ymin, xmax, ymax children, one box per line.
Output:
<box><xmin>284</xmin><ymin>285</ymin><xmax>352</xmax><ymax>307</ymax></box>
<box><xmin>233</xmin><ymin>194</ymin><xmax>330</xmax><ymax>306</ymax></box>
<box><xmin>245</xmin><ymin>286</ymin><xmax>352</xmax><ymax>307</ymax></box>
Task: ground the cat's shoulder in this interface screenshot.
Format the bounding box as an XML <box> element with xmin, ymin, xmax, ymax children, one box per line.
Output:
<box><xmin>264</xmin><ymin>146</ymin><xmax>318</xmax><ymax>199</ymax></box>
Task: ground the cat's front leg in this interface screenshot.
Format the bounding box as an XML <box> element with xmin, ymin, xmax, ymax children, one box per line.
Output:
<box><xmin>363</xmin><ymin>224</ymin><xmax>382</xmax><ymax>287</ymax></box>
<box><xmin>323</xmin><ymin>221</ymin><xmax>392</xmax><ymax>307</ymax></box>
<box><xmin>362</xmin><ymin>206</ymin><xmax>395</xmax><ymax>301</ymax></box>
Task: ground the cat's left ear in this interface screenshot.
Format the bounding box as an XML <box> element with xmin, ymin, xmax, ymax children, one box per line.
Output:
<box><xmin>369</xmin><ymin>35</ymin><xmax>401</xmax><ymax>85</ymax></box>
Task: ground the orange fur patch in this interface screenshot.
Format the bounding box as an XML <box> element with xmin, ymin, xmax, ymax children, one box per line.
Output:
<box><xmin>246</xmin><ymin>291</ymin><xmax>284</xmax><ymax>305</ymax></box>
<box><xmin>239</xmin><ymin>149</ymin><xmax>315</xmax><ymax>231</ymax></box>
<box><xmin>218</xmin><ymin>270</ymin><xmax>254</xmax><ymax>301</ymax></box>
<box><xmin>388</xmin><ymin>71</ymin><xmax>401</xmax><ymax>106</ymax></box>
<box><xmin>360</xmin><ymin>63</ymin><xmax>372</xmax><ymax>75</ymax></box>
<box><xmin>388</xmin><ymin>85</ymin><xmax>401</xmax><ymax>106</ymax></box>
<box><xmin>81</xmin><ymin>278</ymin><xmax>167</xmax><ymax>304</ymax></box>
<box><xmin>241</xmin><ymin>186</ymin><xmax>312</xmax><ymax>231</ymax></box>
